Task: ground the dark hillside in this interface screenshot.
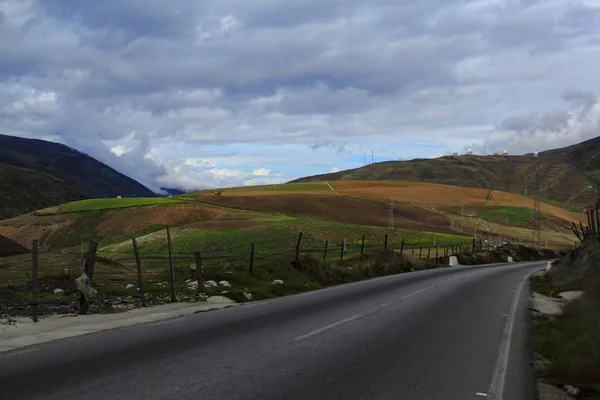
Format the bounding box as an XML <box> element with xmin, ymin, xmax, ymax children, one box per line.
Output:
<box><xmin>0</xmin><ymin>164</ymin><xmax>88</xmax><ymax>219</ymax></box>
<box><xmin>0</xmin><ymin>134</ymin><xmax>156</xmax><ymax>200</ymax></box>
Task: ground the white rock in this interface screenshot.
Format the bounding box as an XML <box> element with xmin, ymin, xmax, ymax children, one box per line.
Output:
<box><xmin>187</xmin><ymin>281</ymin><xmax>199</xmax><ymax>290</ymax></box>
<box><xmin>558</xmin><ymin>291</ymin><xmax>584</xmax><ymax>302</ymax></box>
<box><xmin>272</xmin><ymin>279</ymin><xmax>284</xmax><ymax>285</ymax></box>
<box><xmin>220</xmin><ymin>291</ymin><xmax>229</xmax><ymax>295</ymax></box>
<box><xmin>125</xmin><ymin>284</ymin><xmax>135</xmax><ymax>289</ymax></box>
<box><xmin>546</xmin><ymin>261</ymin><xmax>553</xmax><ymax>272</ymax></box>
<box><xmin>190</xmin><ymin>263</ymin><xmax>197</xmax><ymax>271</ymax></box>
<box><xmin>564</xmin><ymin>385</ymin><xmax>580</xmax><ymax>396</ymax></box>
<box><xmin>243</xmin><ymin>292</ymin><xmax>253</xmax><ymax>300</ymax></box>
<box><xmin>185</xmin><ymin>279</ymin><xmax>192</xmax><ymax>283</ymax></box>
<box><xmin>53</xmin><ymin>288</ymin><xmax>65</xmax><ymax>295</ymax></box>
<box><xmin>203</xmin><ymin>280</ymin><xmax>218</xmax><ymax>288</ymax></box>
<box><xmin>219</xmin><ymin>280</ymin><xmax>231</xmax><ymax>288</ymax></box>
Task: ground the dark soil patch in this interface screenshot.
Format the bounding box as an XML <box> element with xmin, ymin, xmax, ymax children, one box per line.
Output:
<box><xmin>0</xmin><ymin>234</ymin><xmax>29</xmax><ymax>256</ymax></box>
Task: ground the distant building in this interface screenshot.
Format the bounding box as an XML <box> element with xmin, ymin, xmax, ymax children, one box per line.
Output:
<box><xmin>503</xmin><ymin>150</ymin><xmax>508</xmax><ymax>157</ymax></box>
<box><xmin>117</xmin><ymin>196</ymin><xmax>122</xmax><ymax>199</ymax></box>
<box><xmin>467</xmin><ymin>148</ymin><xmax>473</xmax><ymax>155</ymax></box>
<box><xmin>493</xmin><ymin>152</ymin><xmax>499</xmax><ymax>156</ymax></box>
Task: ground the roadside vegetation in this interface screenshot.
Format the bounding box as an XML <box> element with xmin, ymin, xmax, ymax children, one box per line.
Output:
<box><xmin>530</xmin><ymin>240</ymin><xmax>600</xmax><ymax>395</ymax></box>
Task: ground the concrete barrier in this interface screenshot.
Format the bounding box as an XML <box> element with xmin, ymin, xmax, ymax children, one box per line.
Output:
<box><xmin>507</xmin><ymin>256</ymin><xmax>514</xmax><ymax>263</ymax></box>
<box><xmin>449</xmin><ymin>256</ymin><xmax>459</xmax><ymax>266</ymax></box>
<box><xmin>545</xmin><ymin>261</ymin><xmax>553</xmax><ymax>272</ymax></box>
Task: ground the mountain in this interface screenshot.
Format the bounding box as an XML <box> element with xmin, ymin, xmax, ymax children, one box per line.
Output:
<box><xmin>0</xmin><ymin>164</ymin><xmax>89</xmax><ymax>219</ymax></box>
<box><xmin>0</xmin><ymin>134</ymin><xmax>157</xmax><ymax>219</ymax></box>
<box><xmin>160</xmin><ymin>187</ymin><xmax>188</xmax><ymax>196</ymax></box>
<box><xmin>291</xmin><ymin>136</ymin><xmax>600</xmax><ymax>207</ymax></box>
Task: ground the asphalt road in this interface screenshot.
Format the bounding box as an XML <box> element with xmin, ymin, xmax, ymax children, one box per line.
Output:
<box><xmin>0</xmin><ymin>261</ymin><xmax>543</xmax><ymax>400</ymax></box>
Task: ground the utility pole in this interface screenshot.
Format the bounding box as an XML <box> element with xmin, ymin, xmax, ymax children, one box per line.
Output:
<box><xmin>460</xmin><ymin>198</ymin><xmax>464</xmax><ymax>230</ymax></box>
<box><xmin>388</xmin><ymin>198</ymin><xmax>395</xmax><ymax>229</ymax></box>
<box><xmin>532</xmin><ymin>152</ymin><xmax>542</xmax><ymax>246</ymax></box>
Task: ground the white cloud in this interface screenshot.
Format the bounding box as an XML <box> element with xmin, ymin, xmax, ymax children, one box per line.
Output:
<box><xmin>1</xmin><ymin>0</ymin><xmax>599</xmax><ymax>189</ymax></box>
<box><xmin>330</xmin><ymin>167</ymin><xmax>340</xmax><ymax>173</ymax></box>
<box><xmin>252</xmin><ymin>168</ymin><xmax>270</xmax><ymax>176</ymax></box>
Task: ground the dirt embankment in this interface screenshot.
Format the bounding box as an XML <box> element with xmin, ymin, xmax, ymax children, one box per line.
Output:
<box><xmin>203</xmin><ymin>194</ymin><xmax>455</xmax><ymax>233</ymax></box>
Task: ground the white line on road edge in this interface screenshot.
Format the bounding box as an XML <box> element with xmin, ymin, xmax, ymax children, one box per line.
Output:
<box><xmin>294</xmin><ymin>314</ymin><xmax>364</xmax><ymax>341</ymax></box>
<box><xmin>487</xmin><ymin>268</ymin><xmax>541</xmax><ymax>400</ymax></box>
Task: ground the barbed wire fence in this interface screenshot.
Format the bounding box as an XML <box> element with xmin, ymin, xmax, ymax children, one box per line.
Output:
<box><xmin>4</xmin><ymin>226</ymin><xmax>498</xmax><ymax>322</ymax></box>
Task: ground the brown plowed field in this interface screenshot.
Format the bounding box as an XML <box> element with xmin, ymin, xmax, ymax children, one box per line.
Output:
<box><xmin>204</xmin><ymin>194</ymin><xmax>455</xmax><ymax>233</ymax></box>
<box><xmin>329</xmin><ymin>181</ymin><xmax>584</xmax><ymax>224</ymax></box>
<box><xmin>97</xmin><ymin>204</ymin><xmax>220</xmax><ymax>236</ymax></box>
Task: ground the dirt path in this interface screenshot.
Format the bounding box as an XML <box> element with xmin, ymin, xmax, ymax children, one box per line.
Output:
<box><xmin>325</xmin><ymin>181</ymin><xmax>338</xmax><ymax>195</ymax></box>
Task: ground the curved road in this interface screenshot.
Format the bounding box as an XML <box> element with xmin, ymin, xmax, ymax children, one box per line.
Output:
<box><xmin>0</xmin><ymin>261</ymin><xmax>543</xmax><ymax>400</ymax></box>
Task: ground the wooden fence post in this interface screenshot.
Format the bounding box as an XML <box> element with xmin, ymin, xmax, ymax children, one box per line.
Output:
<box><xmin>435</xmin><ymin>247</ymin><xmax>438</xmax><ymax>261</ymax></box>
<box><xmin>132</xmin><ymin>238</ymin><xmax>146</xmax><ymax>307</ymax></box>
<box><xmin>249</xmin><ymin>244</ymin><xmax>255</xmax><ymax>274</ymax></box>
<box><xmin>419</xmin><ymin>246</ymin><xmax>422</xmax><ymax>258</ymax></box>
<box><xmin>79</xmin><ymin>241</ymin><xmax>98</xmax><ymax>315</ymax></box>
<box><xmin>194</xmin><ymin>251</ymin><xmax>204</xmax><ymax>290</ymax></box>
<box><xmin>296</xmin><ymin>232</ymin><xmax>303</xmax><ymax>261</ymax></box>
<box><xmin>166</xmin><ymin>226</ymin><xmax>176</xmax><ymax>303</ymax></box>
<box><xmin>340</xmin><ymin>241</ymin><xmax>344</xmax><ymax>261</ymax></box>
<box><xmin>323</xmin><ymin>240</ymin><xmax>328</xmax><ymax>263</ymax></box>
<box><xmin>400</xmin><ymin>238</ymin><xmax>405</xmax><ymax>255</ymax></box>
<box><xmin>361</xmin><ymin>235</ymin><xmax>365</xmax><ymax>255</ymax></box>
<box><xmin>32</xmin><ymin>239</ymin><xmax>39</xmax><ymax>323</ymax></box>
<box><xmin>384</xmin><ymin>234</ymin><xmax>388</xmax><ymax>250</ymax></box>
<box><xmin>427</xmin><ymin>248</ymin><xmax>431</xmax><ymax>259</ymax></box>
<box><xmin>412</xmin><ymin>248</ymin><xmax>415</xmax><ymax>257</ymax></box>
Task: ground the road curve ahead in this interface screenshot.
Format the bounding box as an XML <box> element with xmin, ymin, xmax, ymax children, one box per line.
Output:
<box><xmin>0</xmin><ymin>261</ymin><xmax>543</xmax><ymax>400</ymax></box>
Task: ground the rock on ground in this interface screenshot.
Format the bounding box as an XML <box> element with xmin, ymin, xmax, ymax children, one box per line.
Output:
<box><xmin>204</xmin><ymin>280</ymin><xmax>218</xmax><ymax>288</ymax></box>
<box><xmin>53</xmin><ymin>288</ymin><xmax>64</xmax><ymax>296</ymax></box>
<box><xmin>558</xmin><ymin>291</ymin><xmax>584</xmax><ymax>302</ymax></box>
<box><xmin>272</xmin><ymin>280</ymin><xmax>284</xmax><ymax>285</ymax></box>
<box><xmin>219</xmin><ymin>280</ymin><xmax>231</xmax><ymax>288</ymax></box>
<box><xmin>537</xmin><ymin>382</ymin><xmax>576</xmax><ymax>400</ymax></box>
<box><xmin>125</xmin><ymin>284</ymin><xmax>135</xmax><ymax>289</ymax></box>
<box><xmin>243</xmin><ymin>292</ymin><xmax>252</xmax><ymax>301</ymax></box>
<box><xmin>531</xmin><ymin>293</ymin><xmax>564</xmax><ymax>316</ymax></box>
<box><xmin>206</xmin><ymin>296</ymin><xmax>236</xmax><ymax>304</ymax></box>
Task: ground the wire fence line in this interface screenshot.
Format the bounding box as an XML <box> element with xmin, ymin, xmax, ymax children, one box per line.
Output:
<box><xmin>6</xmin><ymin>226</ymin><xmax>500</xmax><ymax>321</ymax></box>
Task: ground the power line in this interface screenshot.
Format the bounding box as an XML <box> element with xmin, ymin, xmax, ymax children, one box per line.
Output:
<box><xmin>388</xmin><ymin>198</ymin><xmax>395</xmax><ymax>229</ymax></box>
<box><xmin>532</xmin><ymin>152</ymin><xmax>542</xmax><ymax>247</ymax></box>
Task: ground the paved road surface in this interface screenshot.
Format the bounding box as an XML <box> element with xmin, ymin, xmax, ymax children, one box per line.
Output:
<box><xmin>0</xmin><ymin>261</ymin><xmax>543</xmax><ymax>400</ymax></box>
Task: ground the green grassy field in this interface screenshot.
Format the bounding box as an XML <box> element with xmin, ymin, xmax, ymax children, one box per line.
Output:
<box><xmin>60</xmin><ymin>197</ymin><xmax>182</xmax><ymax>213</ymax></box>
<box><xmin>478</xmin><ymin>206</ymin><xmax>534</xmax><ymax>226</ymax></box>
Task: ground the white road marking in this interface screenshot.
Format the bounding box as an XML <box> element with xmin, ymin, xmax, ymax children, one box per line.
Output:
<box><xmin>475</xmin><ymin>392</ymin><xmax>488</xmax><ymax>397</ymax></box>
<box><xmin>292</xmin><ymin>272</ymin><xmax>473</xmax><ymax>342</ymax></box>
<box><xmin>294</xmin><ymin>314</ymin><xmax>364</xmax><ymax>341</ymax></box>
<box><xmin>487</xmin><ymin>268</ymin><xmax>541</xmax><ymax>400</ymax></box>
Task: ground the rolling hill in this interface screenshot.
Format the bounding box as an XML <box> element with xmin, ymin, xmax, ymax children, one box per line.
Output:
<box><xmin>291</xmin><ymin>136</ymin><xmax>600</xmax><ymax>207</ymax></box>
<box><xmin>0</xmin><ymin>134</ymin><xmax>157</xmax><ymax>219</ymax></box>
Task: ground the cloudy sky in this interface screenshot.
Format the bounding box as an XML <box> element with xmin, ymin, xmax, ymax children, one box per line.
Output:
<box><xmin>2</xmin><ymin>0</ymin><xmax>600</xmax><ymax>192</ymax></box>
